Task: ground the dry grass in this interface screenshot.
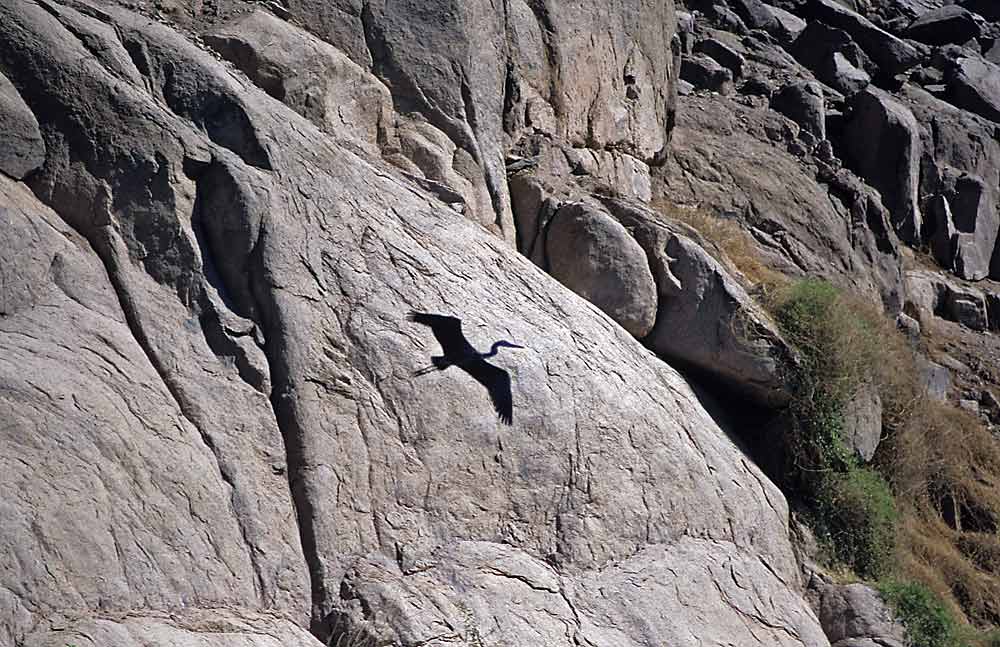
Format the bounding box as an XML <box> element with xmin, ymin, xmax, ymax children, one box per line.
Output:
<box><xmin>652</xmin><ymin>200</ymin><xmax>787</xmax><ymax>291</ymax></box>
<box><xmin>654</xmin><ymin>197</ymin><xmax>1000</xmax><ymax>636</ymax></box>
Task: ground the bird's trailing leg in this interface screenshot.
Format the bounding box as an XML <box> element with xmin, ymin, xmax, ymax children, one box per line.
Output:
<box><xmin>413</xmin><ymin>355</ymin><xmax>449</xmax><ymax>376</ymax></box>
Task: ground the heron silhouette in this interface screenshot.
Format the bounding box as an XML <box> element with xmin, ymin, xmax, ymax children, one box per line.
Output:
<box><xmin>407</xmin><ymin>311</ymin><xmax>523</xmax><ymax>425</ymax></box>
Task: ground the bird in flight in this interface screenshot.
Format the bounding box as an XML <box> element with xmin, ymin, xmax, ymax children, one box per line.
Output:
<box><xmin>407</xmin><ymin>311</ymin><xmax>523</xmax><ymax>425</ymax></box>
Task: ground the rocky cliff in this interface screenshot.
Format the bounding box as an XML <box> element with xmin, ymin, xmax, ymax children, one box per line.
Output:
<box><xmin>4</xmin><ymin>0</ymin><xmax>1000</xmax><ymax>645</ymax></box>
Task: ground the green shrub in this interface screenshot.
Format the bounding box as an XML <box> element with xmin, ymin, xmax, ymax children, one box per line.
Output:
<box><xmin>879</xmin><ymin>580</ymin><xmax>960</xmax><ymax>647</ymax></box>
<box><xmin>771</xmin><ymin>280</ymin><xmax>878</xmax><ymax>482</ymax></box>
<box><xmin>816</xmin><ymin>468</ymin><xmax>898</xmax><ymax>579</ymax></box>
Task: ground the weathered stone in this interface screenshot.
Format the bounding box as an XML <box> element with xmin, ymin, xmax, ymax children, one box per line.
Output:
<box><xmin>0</xmin><ymin>72</ymin><xmax>44</xmax><ymax>180</ymax></box>
<box><xmin>771</xmin><ymin>81</ymin><xmax>827</xmax><ymax>140</ymax></box>
<box><xmin>677</xmin><ymin>10</ymin><xmax>696</xmax><ymax>53</ymax></box>
<box><xmin>948</xmin><ymin>57</ymin><xmax>1000</xmax><ymax>125</ymax></box>
<box><xmin>830</xmin><ymin>52</ymin><xmax>874</xmax><ymax>95</ymax></box>
<box><xmin>819</xmin><ymin>583</ymin><xmax>907</xmax><ymax>647</ymax></box>
<box><xmin>764</xmin><ymin>2</ymin><xmax>808</xmax><ymax>39</ymax></box>
<box><xmin>206</xmin><ymin>10</ymin><xmax>390</xmax><ymax>153</ymax></box>
<box><xmin>903</xmin><ymin>85</ymin><xmax>1000</xmax><ymax>281</ymax></box>
<box><xmin>905</xmin><ymin>270</ymin><xmax>989</xmax><ymax>330</ymax></box>
<box><xmin>948</xmin><ymin>290</ymin><xmax>990</xmax><ymax>331</ymax></box>
<box><xmin>987</xmin><ymin>290</ymin><xmax>1000</xmax><ymax>332</ymax></box>
<box><xmin>0</xmin><ymin>2</ymin><xmax>835</xmax><ymax>645</ymax></box>
<box><xmin>919</xmin><ymin>356</ymin><xmax>953</xmax><ymax>400</ymax></box>
<box><xmin>960</xmin><ymin>0</ymin><xmax>1000</xmax><ymax>21</ymax></box>
<box><xmin>843</xmin><ymin>385</ymin><xmax>883</xmax><ymax>462</ymax></box>
<box><xmin>546</xmin><ymin>202</ymin><xmax>658</xmax><ymax>338</ymax></box>
<box><xmin>928</xmin><ymin>194</ymin><xmax>958</xmax><ymax>269</ymax></box>
<box><xmin>659</xmin><ymin>93</ymin><xmax>904</xmax><ymax>313</ymax></box>
<box><xmin>950</xmin><ymin>174</ymin><xmax>998</xmax><ymax>281</ymax></box>
<box><xmin>605</xmin><ymin>202</ymin><xmax>798</xmax><ymax>407</ymax></box>
<box><xmin>797</xmin><ymin>0</ymin><xmax>925</xmax><ymax>77</ymax></box>
<box><xmin>896</xmin><ymin>311</ymin><xmax>921</xmax><ymax>342</ymax></box>
<box><xmin>841</xmin><ymin>88</ymin><xmax>922</xmax><ymax>243</ymax></box>
<box><xmin>694</xmin><ymin>37</ymin><xmax>746</xmax><ymax>79</ymax></box>
<box><xmin>789</xmin><ymin>22</ymin><xmax>873</xmax><ymax>95</ymax></box>
<box><xmin>905</xmin><ymin>6</ymin><xmax>981</xmax><ymax>46</ymax></box>
<box><xmin>728</xmin><ymin>0</ymin><xmax>784</xmax><ymax>33</ymax></box>
<box><xmin>24</xmin><ymin>613</ymin><xmax>322</xmax><ymax>647</ymax></box>
<box><xmin>682</xmin><ymin>53</ymin><xmax>735</xmax><ymax>93</ymax></box>
<box><xmin>710</xmin><ymin>4</ymin><xmax>751</xmax><ymax>33</ymax></box>
<box><xmin>573</xmin><ymin>150</ymin><xmax>653</xmax><ymax>202</ymax></box>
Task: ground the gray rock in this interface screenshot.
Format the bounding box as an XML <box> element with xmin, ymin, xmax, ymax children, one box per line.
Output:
<box><xmin>771</xmin><ymin>81</ymin><xmax>827</xmax><ymax>140</ymax></box>
<box><xmin>728</xmin><ymin>0</ymin><xmax>784</xmax><ymax>33</ymax></box>
<box><xmin>681</xmin><ymin>53</ymin><xmax>736</xmax><ymax>94</ymax></box>
<box><xmin>950</xmin><ymin>174</ymin><xmax>998</xmax><ymax>281</ymax></box>
<box><xmin>948</xmin><ymin>57</ymin><xmax>1000</xmax><ymax>125</ymax></box>
<box><xmin>960</xmin><ymin>0</ymin><xmax>1000</xmax><ymax>21</ymax></box>
<box><xmin>546</xmin><ymin>202</ymin><xmax>658</xmax><ymax>338</ymax></box>
<box><xmin>986</xmin><ymin>290</ymin><xmax>1000</xmax><ymax>332</ymax></box>
<box><xmin>710</xmin><ymin>4</ymin><xmax>751</xmax><ymax>33</ymax></box>
<box><xmin>896</xmin><ymin>311</ymin><xmax>921</xmax><ymax>341</ymax></box>
<box><xmin>928</xmin><ymin>194</ymin><xmax>958</xmax><ymax>269</ymax></box>
<box><xmin>948</xmin><ymin>290</ymin><xmax>990</xmax><ymax>331</ymax></box>
<box><xmin>919</xmin><ymin>356</ymin><xmax>953</xmax><ymax>400</ymax></box>
<box><xmin>0</xmin><ymin>0</ymin><xmax>836</xmax><ymax>645</ymax></box>
<box><xmin>24</xmin><ymin>613</ymin><xmax>322</xmax><ymax>647</ymax></box>
<box><xmin>694</xmin><ymin>37</ymin><xmax>746</xmax><ymax>79</ymax></box>
<box><xmin>903</xmin><ymin>85</ymin><xmax>1000</xmax><ymax>281</ymax></box>
<box><xmin>677</xmin><ymin>11</ymin><xmax>696</xmax><ymax>54</ymax></box>
<box><xmin>960</xmin><ymin>398</ymin><xmax>981</xmax><ymax>414</ymax></box>
<box><xmin>205</xmin><ymin>10</ymin><xmax>390</xmax><ymax>153</ymax></box>
<box><xmin>764</xmin><ymin>2</ymin><xmax>808</xmax><ymax>39</ymax></box>
<box><xmin>843</xmin><ymin>385</ymin><xmax>883</xmax><ymax>462</ymax></box>
<box><xmin>819</xmin><ymin>583</ymin><xmax>907</xmax><ymax>647</ymax></box>
<box><xmin>659</xmin><ymin>94</ymin><xmax>904</xmax><ymax>313</ymax></box>
<box><xmin>789</xmin><ymin>22</ymin><xmax>873</xmax><ymax>95</ymax></box>
<box><xmin>842</xmin><ymin>88</ymin><xmax>922</xmax><ymax>243</ymax></box>
<box><xmin>798</xmin><ymin>0</ymin><xmax>925</xmax><ymax>77</ymax></box>
<box><xmin>906</xmin><ymin>6</ymin><xmax>981</xmax><ymax>46</ymax></box>
<box><xmin>905</xmin><ymin>270</ymin><xmax>989</xmax><ymax>330</ymax></box>
<box><xmin>830</xmin><ymin>52</ymin><xmax>874</xmax><ymax>95</ymax></box>
<box><xmin>0</xmin><ymin>71</ymin><xmax>44</xmax><ymax>179</ymax></box>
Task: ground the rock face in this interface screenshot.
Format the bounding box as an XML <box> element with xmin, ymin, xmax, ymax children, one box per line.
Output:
<box><xmin>0</xmin><ymin>71</ymin><xmax>45</xmax><ymax>179</ymax></box>
<box><xmin>903</xmin><ymin>86</ymin><xmax>1000</xmax><ymax>281</ymax></box>
<box><xmin>0</xmin><ymin>1</ymin><xmax>832</xmax><ymax>646</ymax></box>
<box><xmin>841</xmin><ymin>88</ymin><xmax>922</xmax><ymax>243</ymax></box>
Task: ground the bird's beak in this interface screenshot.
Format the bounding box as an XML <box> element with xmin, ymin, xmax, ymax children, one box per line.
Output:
<box><xmin>510</xmin><ymin>343</ymin><xmax>525</xmax><ymax>349</ymax></box>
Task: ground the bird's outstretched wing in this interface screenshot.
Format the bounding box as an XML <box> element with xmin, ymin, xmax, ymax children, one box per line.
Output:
<box><xmin>462</xmin><ymin>359</ymin><xmax>514</xmax><ymax>425</ymax></box>
<box><xmin>407</xmin><ymin>311</ymin><xmax>475</xmax><ymax>355</ymax></box>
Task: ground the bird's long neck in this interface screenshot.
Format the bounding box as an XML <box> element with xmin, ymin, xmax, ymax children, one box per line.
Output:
<box><xmin>482</xmin><ymin>342</ymin><xmax>503</xmax><ymax>358</ymax></box>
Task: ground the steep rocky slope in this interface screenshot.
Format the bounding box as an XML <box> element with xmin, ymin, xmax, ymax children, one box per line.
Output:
<box><xmin>8</xmin><ymin>0</ymin><xmax>1000</xmax><ymax>644</ymax></box>
<box><xmin>0</xmin><ymin>1</ymin><xmax>835</xmax><ymax>646</ymax></box>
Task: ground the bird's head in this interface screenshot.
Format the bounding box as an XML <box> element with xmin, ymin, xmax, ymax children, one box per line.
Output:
<box><xmin>493</xmin><ymin>340</ymin><xmax>525</xmax><ymax>351</ymax></box>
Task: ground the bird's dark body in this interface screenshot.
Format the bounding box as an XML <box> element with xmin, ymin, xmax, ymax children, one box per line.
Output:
<box><xmin>407</xmin><ymin>311</ymin><xmax>521</xmax><ymax>425</ymax></box>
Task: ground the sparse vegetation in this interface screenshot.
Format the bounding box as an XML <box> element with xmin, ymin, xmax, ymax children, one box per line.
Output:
<box><xmin>655</xmin><ymin>200</ymin><xmax>1000</xmax><ymax>641</ymax></box>
<box><xmin>879</xmin><ymin>579</ymin><xmax>960</xmax><ymax>647</ymax></box>
<box><xmin>652</xmin><ymin>200</ymin><xmax>785</xmax><ymax>290</ymax></box>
